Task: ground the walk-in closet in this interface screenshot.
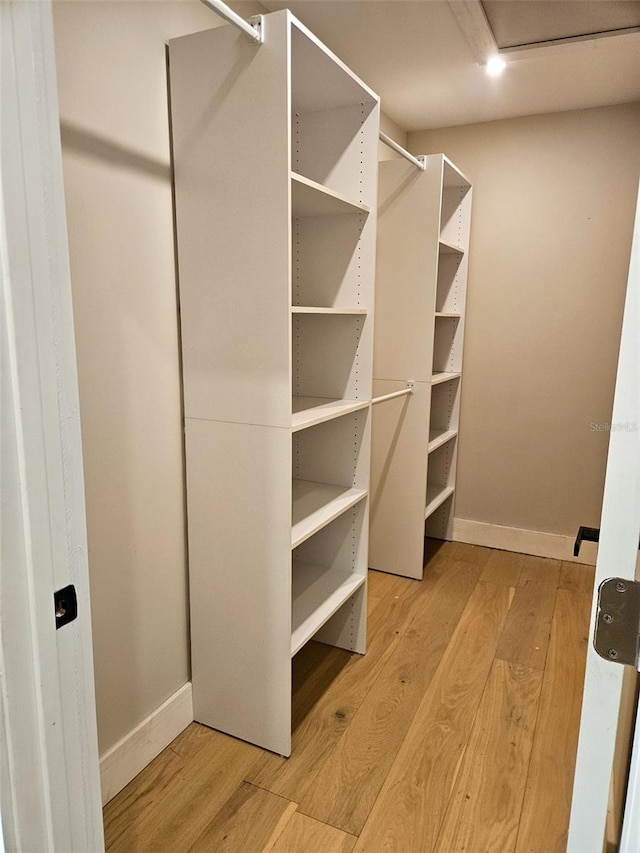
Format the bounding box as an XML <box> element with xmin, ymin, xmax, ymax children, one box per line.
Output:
<box><xmin>3</xmin><ymin>0</ymin><xmax>640</xmax><ymax>850</ymax></box>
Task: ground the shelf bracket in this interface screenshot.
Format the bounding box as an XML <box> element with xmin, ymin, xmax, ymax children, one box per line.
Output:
<box><xmin>199</xmin><ymin>0</ymin><xmax>263</xmax><ymax>43</ymax></box>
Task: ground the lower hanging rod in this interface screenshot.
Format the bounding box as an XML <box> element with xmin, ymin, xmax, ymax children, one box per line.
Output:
<box><xmin>372</xmin><ymin>383</ymin><xmax>415</xmax><ymax>406</ymax></box>
<box><xmin>379</xmin><ymin>132</ymin><xmax>426</xmax><ymax>170</ymax></box>
<box><xmin>199</xmin><ymin>0</ymin><xmax>263</xmax><ymax>43</ymax></box>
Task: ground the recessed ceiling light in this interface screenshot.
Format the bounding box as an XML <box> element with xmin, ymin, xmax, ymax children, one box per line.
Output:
<box><xmin>486</xmin><ymin>55</ymin><xmax>507</xmax><ymax>76</ymax></box>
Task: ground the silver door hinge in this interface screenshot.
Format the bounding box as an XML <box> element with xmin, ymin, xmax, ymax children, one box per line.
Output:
<box><xmin>594</xmin><ymin>578</ymin><xmax>640</xmax><ymax>667</ymax></box>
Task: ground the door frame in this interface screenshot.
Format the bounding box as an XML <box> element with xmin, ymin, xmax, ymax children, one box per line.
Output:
<box><xmin>1</xmin><ymin>1</ymin><xmax>103</xmax><ymax>849</ymax></box>
<box><xmin>568</xmin><ymin>181</ymin><xmax>640</xmax><ymax>851</ymax></box>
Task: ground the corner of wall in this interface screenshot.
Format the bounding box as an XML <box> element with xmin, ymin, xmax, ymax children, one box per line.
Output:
<box><xmin>379</xmin><ymin>111</ymin><xmax>408</xmax><ymax>160</ymax></box>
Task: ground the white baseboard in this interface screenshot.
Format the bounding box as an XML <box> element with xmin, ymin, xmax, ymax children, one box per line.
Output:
<box><xmin>99</xmin><ymin>682</ymin><xmax>193</xmax><ymax>805</ymax></box>
<box><xmin>453</xmin><ymin>518</ymin><xmax>598</xmax><ymax>565</ymax></box>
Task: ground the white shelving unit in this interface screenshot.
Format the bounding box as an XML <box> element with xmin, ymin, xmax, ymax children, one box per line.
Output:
<box><xmin>168</xmin><ymin>11</ymin><xmax>379</xmax><ymax>756</ymax></box>
<box><xmin>370</xmin><ymin>154</ymin><xmax>471</xmax><ymax>580</ymax></box>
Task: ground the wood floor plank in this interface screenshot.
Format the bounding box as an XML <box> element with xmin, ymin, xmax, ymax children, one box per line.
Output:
<box><xmin>521</xmin><ymin>555</ymin><xmax>562</xmax><ymax>582</ymax></box>
<box><xmin>291</xmin><ymin>642</ymin><xmax>353</xmax><ymax>730</ymax></box>
<box><xmin>104</xmin><ymin>721</ymin><xmax>222</xmax><ymax>847</ymax></box>
<box><xmin>271</xmin><ymin>813</ymin><xmax>357</xmax><ymax>853</ymax></box>
<box><xmin>297</xmin><ymin>558</ymin><xmax>485</xmax><ymax>835</ymax></box>
<box><xmin>434</xmin><ymin>660</ymin><xmax>544</xmax><ymax>853</ymax></box>
<box><xmin>106</xmin><ymin>729</ymin><xmax>262</xmax><ymax>853</ymax></box>
<box><xmin>366</xmin><ymin>569</ymin><xmax>413</xmax><ymax>616</ymax></box>
<box><xmin>450</xmin><ymin>541</ymin><xmax>492</xmax><ymax>569</ymax></box>
<box><xmin>188</xmin><ymin>782</ymin><xmax>296</xmax><ymax>853</ymax></box>
<box><xmin>424</xmin><ymin>538</ymin><xmax>459</xmax><ymax>572</ymax></box>
<box><xmin>424</xmin><ymin>536</ymin><xmax>449</xmax><ymax>563</ymax></box>
<box><xmin>245</xmin><ymin>560</ymin><xmax>442</xmax><ymax>801</ymax></box>
<box><xmin>366</xmin><ymin>572</ymin><xmax>420</xmax><ymax>638</ymax></box>
<box><xmin>353</xmin><ymin>581</ymin><xmax>512</xmax><ymax>853</ymax></box>
<box><xmin>103</xmin><ymin>738</ymin><xmax>186</xmax><ymax>850</ymax></box>
<box><xmin>560</xmin><ymin>561</ymin><xmax>595</xmax><ymax>595</ymax></box>
<box><xmin>167</xmin><ymin>720</ymin><xmax>217</xmax><ymax>759</ymax></box>
<box><xmin>480</xmin><ymin>549</ymin><xmax>525</xmax><ymax>586</ymax></box>
<box><xmin>495</xmin><ymin>555</ymin><xmax>561</xmax><ymax>671</ymax></box>
<box><xmin>515</xmin><ymin>588</ymin><xmax>591</xmax><ymax>853</ymax></box>
<box><xmin>367</xmin><ymin>568</ymin><xmax>395</xmax><ymax>601</ymax></box>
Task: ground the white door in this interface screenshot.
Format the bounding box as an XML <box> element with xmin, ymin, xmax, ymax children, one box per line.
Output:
<box><xmin>0</xmin><ymin>1</ymin><xmax>103</xmax><ymax>850</ymax></box>
<box><xmin>568</xmin><ymin>182</ymin><xmax>640</xmax><ymax>852</ymax></box>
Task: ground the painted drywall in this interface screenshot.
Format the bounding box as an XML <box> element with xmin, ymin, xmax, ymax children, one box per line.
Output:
<box><xmin>411</xmin><ymin>103</ymin><xmax>640</xmax><ymax>537</ymax></box>
<box><xmin>379</xmin><ymin>112</ymin><xmax>407</xmax><ymax>160</ymax></box>
<box><xmin>51</xmin><ymin>0</ymin><xmax>267</xmax><ymax>755</ymax></box>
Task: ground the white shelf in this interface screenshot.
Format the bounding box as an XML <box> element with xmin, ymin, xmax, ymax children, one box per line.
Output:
<box><xmin>428</xmin><ymin>428</ymin><xmax>458</xmax><ymax>453</ymax></box>
<box><xmin>425</xmin><ymin>484</ymin><xmax>455</xmax><ymax>519</ymax></box>
<box><xmin>292</xmin><ymin>306</ymin><xmax>367</xmax><ymax>315</ymax></box>
<box><xmin>292</xmin><ymin>396</ymin><xmax>369</xmax><ymax>431</ymax></box>
<box><xmin>431</xmin><ymin>371</ymin><xmax>461</xmax><ymax>386</ymax></box>
<box><xmin>443</xmin><ymin>156</ymin><xmax>472</xmax><ymax>189</ymax></box>
<box><xmin>292</xmin><ymin>479</ymin><xmax>367</xmax><ymax>548</ymax></box>
<box><xmin>291</xmin><ymin>561</ymin><xmax>365</xmax><ymax>656</ymax></box>
<box><xmin>292</xmin><ymin>173</ymin><xmax>370</xmax><ymax>217</ymax></box>
<box><xmin>435</xmin><ymin>312</ymin><xmax>460</xmax><ymax>319</ymax></box>
<box><xmin>439</xmin><ymin>238</ymin><xmax>465</xmax><ymax>255</ymax></box>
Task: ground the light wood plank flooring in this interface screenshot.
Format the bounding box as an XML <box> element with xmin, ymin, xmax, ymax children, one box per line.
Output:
<box><xmin>104</xmin><ymin>541</ymin><xmax>594</xmax><ymax>852</ymax></box>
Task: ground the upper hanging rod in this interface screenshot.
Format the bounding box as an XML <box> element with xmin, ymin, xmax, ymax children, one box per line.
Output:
<box><xmin>372</xmin><ymin>383</ymin><xmax>415</xmax><ymax>406</ymax></box>
<box><xmin>199</xmin><ymin>0</ymin><xmax>263</xmax><ymax>43</ymax></box>
<box><xmin>379</xmin><ymin>133</ymin><xmax>426</xmax><ymax>171</ymax></box>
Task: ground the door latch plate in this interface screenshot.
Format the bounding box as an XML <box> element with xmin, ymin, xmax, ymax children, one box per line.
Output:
<box><xmin>54</xmin><ymin>584</ymin><xmax>78</xmax><ymax>630</ymax></box>
<box><xmin>594</xmin><ymin>577</ymin><xmax>640</xmax><ymax>667</ymax></box>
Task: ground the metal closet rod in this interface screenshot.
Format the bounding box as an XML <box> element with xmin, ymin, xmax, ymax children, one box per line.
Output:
<box><xmin>379</xmin><ymin>133</ymin><xmax>426</xmax><ymax>170</ymax></box>
<box><xmin>372</xmin><ymin>383</ymin><xmax>415</xmax><ymax>405</ymax></box>
<box><xmin>199</xmin><ymin>0</ymin><xmax>263</xmax><ymax>43</ymax></box>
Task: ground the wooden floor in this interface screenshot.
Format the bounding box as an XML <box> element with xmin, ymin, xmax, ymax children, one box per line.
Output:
<box><xmin>103</xmin><ymin>541</ymin><xmax>594</xmax><ymax>852</ymax></box>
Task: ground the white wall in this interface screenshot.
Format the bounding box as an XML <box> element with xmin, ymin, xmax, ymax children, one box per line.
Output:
<box><xmin>410</xmin><ymin>103</ymin><xmax>640</xmax><ymax>539</ymax></box>
<box><xmin>52</xmin><ymin>0</ymin><xmax>267</xmax><ymax>755</ymax></box>
<box><xmin>379</xmin><ymin>112</ymin><xmax>407</xmax><ymax>159</ymax></box>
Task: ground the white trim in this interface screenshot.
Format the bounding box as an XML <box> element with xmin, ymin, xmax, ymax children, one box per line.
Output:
<box><xmin>620</xmin><ymin>693</ymin><xmax>640</xmax><ymax>853</ymax></box>
<box><xmin>446</xmin><ymin>0</ymin><xmax>497</xmax><ymax>64</ymax></box>
<box><xmin>453</xmin><ymin>517</ymin><xmax>598</xmax><ymax>565</ymax></box>
<box><xmin>448</xmin><ymin>0</ymin><xmax>640</xmax><ymax>64</ymax></box>
<box><xmin>1</xmin><ymin>2</ymin><xmax>103</xmax><ymax>849</ymax></box>
<box><xmin>99</xmin><ymin>683</ymin><xmax>193</xmax><ymax>806</ymax></box>
<box><xmin>501</xmin><ymin>27</ymin><xmax>640</xmax><ymax>61</ymax></box>
<box><xmin>446</xmin><ymin>0</ymin><xmax>498</xmax><ymax>64</ymax></box>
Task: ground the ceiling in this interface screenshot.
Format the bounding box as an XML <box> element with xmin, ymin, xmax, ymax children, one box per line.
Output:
<box><xmin>252</xmin><ymin>0</ymin><xmax>640</xmax><ymax>131</ymax></box>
